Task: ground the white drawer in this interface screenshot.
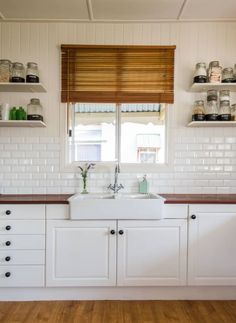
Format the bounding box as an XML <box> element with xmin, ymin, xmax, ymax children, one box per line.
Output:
<box><xmin>0</xmin><ymin>235</ymin><xmax>45</xmax><ymax>250</ymax></box>
<box><xmin>0</xmin><ymin>205</ymin><xmax>45</xmax><ymax>219</ymax></box>
<box><xmin>0</xmin><ymin>250</ymin><xmax>45</xmax><ymax>265</ymax></box>
<box><xmin>0</xmin><ymin>265</ymin><xmax>45</xmax><ymax>287</ymax></box>
<box><xmin>0</xmin><ymin>220</ymin><xmax>45</xmax><ymax>235</ymax></box>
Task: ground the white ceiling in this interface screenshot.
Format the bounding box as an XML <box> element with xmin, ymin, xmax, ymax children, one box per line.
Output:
<box><xmin>0</xmin><ymin>0</ymin><xmax>236</xmax><ymax>22</ymax></box>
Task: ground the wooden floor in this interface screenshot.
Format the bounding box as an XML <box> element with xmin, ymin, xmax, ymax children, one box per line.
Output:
<box><xmin>0</xmin><ymin>301</ymin><xmax>236</xmax><ymax>323</ymax></box>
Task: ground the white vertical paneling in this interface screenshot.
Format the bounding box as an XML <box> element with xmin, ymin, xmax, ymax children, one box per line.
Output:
<box><xmin>0</xmin><ymin>21</ymin><xmax>236</xmax><ymax>194</ymax></box>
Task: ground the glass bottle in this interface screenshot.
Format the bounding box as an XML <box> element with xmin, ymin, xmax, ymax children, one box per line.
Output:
<box><xmin>26</xmin><ymin>62</ymin><xmax>39</xmax><ymax>83</ymax></box>
<box><xmin>208</xmin><ymin>61</ymin><xmax>222</xmax><ymax>83</ymax></box>
<box><xmin>193</xmin><ymin>63</ymin><xmax>207</xmax><ymax>83</ymax></box>
<box><xmin>219</xmin><ymin>101</ymin><xmax>231</xmax><ymax>121</ymax></box>
<box><xmin>205</xmin><ymin>100</ymin><xmax>218</xmax><ymax>121</ymax></box>
<box><xmin>231</xmin><ymin>104</ymin><xmax>236</xmax><ymax>121</ymax></box>
<box><xmin>0</xmin><ymin>59</ymin><xmax>12</xmax><ymax>82</ymax></box>
<box><xmin>192</xmin><ymin>100</ymin><xmax>205</xmax><ymax>121</ymax></box>
<box><xmin>11</xmin><ymin>62</ymin><xmax>25</xmax><ymax>82</ymax></box>
<box><xmin>222</xmin><ymin>67</ymin><xmax>234</xmax><ymax>83</ymax></box>
<box><xmin>233</xmin><ymin>64</ymin><xmax>236</xmax><ymax>83</ymax></box>
<box><xmin>27</xmin><ymin>98</ymin><xmax>43</xmax><ymax>121</ymax></box>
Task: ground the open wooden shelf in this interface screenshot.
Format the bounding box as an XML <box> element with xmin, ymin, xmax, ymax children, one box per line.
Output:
<box><xmin>188</xmin><ymin>121</ymin><xmax>236</xmax><ymax>127</ymax></box>
<box><xmin>0</xmin><ymin>83</ymin><xmax>46</xmax><ymax>93</ymax></box>
<box><xmin>0</xmin><ymin>120</ymin><xmax>46</xmax><ymax>128</ymax></box>
<box><xmin>189</xmin><ymin>83</ymin><xmax>236</xmax><ymax>92</ymax></box>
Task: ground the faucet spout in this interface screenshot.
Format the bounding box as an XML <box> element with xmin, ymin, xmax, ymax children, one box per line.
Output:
<box><xmin>108</xmin><ymin>162</ymin><xmax>124</xmax><ymax>194</ymax></box>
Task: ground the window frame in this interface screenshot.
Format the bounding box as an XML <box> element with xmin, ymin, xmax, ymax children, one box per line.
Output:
<box><xmin>60</xmin><ymin>102</ymin><xmax>174</xmax><ymax>173</ymax></box>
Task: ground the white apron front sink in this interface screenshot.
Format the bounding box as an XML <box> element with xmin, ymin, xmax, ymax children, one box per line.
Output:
<box><xmin>68</xmin><ymin>193</ymin><xmax>165</xmax><ymax>220</ymax></box>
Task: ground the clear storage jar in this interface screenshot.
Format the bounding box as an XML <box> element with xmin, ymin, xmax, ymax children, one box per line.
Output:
<box><xmin>193</xmin><ymin>63</ymin><xmax>207</xmax><ymax>83</ymax></box>
<box><xmin>219</xmin><ymin>100</ymin><xmax>231</xmax><ymax>121</ymax></box>
<box><xmin>219</xmin><ymin>90</ymin><xmax>230</xmax><ymax>102</ymax></box>
<box><xmin>27</xmin><ymin>98</ymin><xmax>43</xmax><ymax>121</ymax></box>
<box><xmin>0</xmin><ymin>59</ymin><xmax>12</xmax><ymax>82</ymax></box>
<box><xmin>233</xmin><ymin>64</ymin><xmax>236</xmax><ymax>82</ymax></box>
<box><xmin>231</xmin><ymin>104</ymin><xmax>236</xmax><ymax>120</ymax></box>
<box><xmin>12</xmin><ymin>62</ymin><xmax>25</xmax><ymax>82</ymax></box>
<box><xmin>205</xmin><ymin>100</ymin><xmax>218</xmax><ymax>121</ymax></box>
<box><xmin>192</xmin><ymin>100</ymin><xmax>205</xmax><ymax>121</ymax></box>
<box><xmin>208</xmin><ymin>61</ymin><xmax>222</xmax><ymax>83</ymax></box>
<box><xmin>26</xmin><ymin>62</ymin><xmax>39</xmax><ymax>83</ymax></box>
<box><xmin>222</xmin><ymin>67</ymin><xmax>234</xmax><ymax>83</ymax></box>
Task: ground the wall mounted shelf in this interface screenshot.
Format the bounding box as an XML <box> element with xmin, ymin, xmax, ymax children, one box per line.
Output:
<box><xmin>0</xmin><ymin>120</ymin><xmax>46</xmax><ymax>128</ymax></box>
<box><xmin>0</xmin><ymin>83</ymin><xmax>46</xmax><ymax>93</ymax></box>
<box><xmin>188</xmin><ymin>121</ymin><xmax>236</xmax><ymax>127</ymax></box>
<box><xmin>189</xmin><ymin>83</ymin><xmax>236</xmax><ymax>92</ymax></box>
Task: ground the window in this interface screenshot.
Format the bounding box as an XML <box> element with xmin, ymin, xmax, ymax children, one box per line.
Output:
<box><xmin>68</xmin><ymin>103</ymin><xmax>167</xmax><ymax>164</ymax></box>
<box><xmin>61</xmin><ymin>44</ymin><xmax>175</xmax><ymax>166</ymax></box>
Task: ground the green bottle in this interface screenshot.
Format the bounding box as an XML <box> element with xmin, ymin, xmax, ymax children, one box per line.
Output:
<box><xmin>10</xmin><ymin>107</ymin><xmax>17</xmax><ymax>120</ymax></box>
<box><xmin>139</xmin><ymin>175</ymin><xmax>149</xmax><ymax>194</ymax></box>
<box><xmin>16</xmin><ymin>107</ymin><xmax>25</xmax><ymax>120</ymax></box>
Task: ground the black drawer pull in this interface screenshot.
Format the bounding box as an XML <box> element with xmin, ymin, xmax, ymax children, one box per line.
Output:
<box><xmin>5</xmin><ymin>272</ymin><xmax>11</xmax><ymax>278</ymax></box>
<box><xmin>5</xmin><ymin>225</ymin><xmax>11</xmax><ymax>231</ymax></box>
<box><xmin>5</xmin><ymin>210</ymin><xmax>11</xmax><ymax>215</ymax></box>
<box><xmin>5</xmin><ymin>256</ymin><xmax>11</xmax><ymax>262</ymax></box>
<box><xmin>191</xmin><ymin>214</ymin><xmax>196</xmax><ymax>220</ymax></box>
<box><xmin>5</xmin><ymin>241</ymin><xmax>11</xmax><ymax>246</ymax></box>
<box><xmin>119</xmin><ymin>230</ymin><xmax>124</xmax><ymax>235</ymax></box>
<box><xmin>110</xmin><ymin>230</ymin><xmax>116</xmax><ymax>235</ymax></box>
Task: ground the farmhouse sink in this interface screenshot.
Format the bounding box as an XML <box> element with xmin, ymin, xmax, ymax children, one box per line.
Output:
<box><xmin>68</xmin><ymin>193</ymin><xmax>165</xmax><ymax>220</ymax></box>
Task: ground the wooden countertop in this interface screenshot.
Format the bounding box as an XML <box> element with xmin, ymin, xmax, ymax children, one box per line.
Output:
<box><xmin>0</xmin><ymin>194</ymin><xmax>72</xmax><ymax>204</ymax></box>
<box><xmin>1</xmin><ymin>194</ymin><xmax>236</xmax><ymax>204</ymax></box>
<box><xmin>160</xmin><ymin>194</ymin><xmax>236</xmax><ymax>204</ymax></box>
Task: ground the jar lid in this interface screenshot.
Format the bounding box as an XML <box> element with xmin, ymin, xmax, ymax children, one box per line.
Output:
<box><xmin>13</xmin><ymin>62</ymin><xmax>24</xmax><ymax>68</ymax></box>
<box><xmin>194</xmin><ymin>100</ymin><xmax>204</xmax><ymax>105</ymax></box>
<box><xmin>0</xmin><ymin>59</ymin><xmax>12</xmax><ymax>64</ymax></box>
<box><xmin>223</xmin><ymin>67</ymin><xmax>233</xmax><ymax>72</ymax></box>
<box><xmin>196</xmin><ymin>62</ymin><xmax>206</xmax><ymax>68</ymax></box>
<box><xmin>27</xmin><ymin>62</ymin><xmax>38</xmax><ymax>68</ymax></box>
<box><xmin>30</xmin><ymin>98</ymin><xmax>40</xmax><ymax>104</ymax></box>
<box><xmin>220</xmin><ymin>100</ymin><xmax>230</xmax><ymax>106</ymax></box>
<box><xmin>209</xmin><ymin>61</ymin><xmax>220</xmax><ymax>67</ymax></box>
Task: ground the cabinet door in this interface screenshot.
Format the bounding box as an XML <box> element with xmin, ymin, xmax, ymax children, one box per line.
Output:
<box><xmin>117</xmin><ymin>220</ymin><xmax>187</xmax><ymax>286</ymax></box>
<box><xmin>46</xmin><ymin>220</ymin><xmax>116</xmax><ymax>287</ymax></box>
<box><xmin>188</xmin><ymin>207</ymin><xmax>236</xmax><ymax>286</ymax></box>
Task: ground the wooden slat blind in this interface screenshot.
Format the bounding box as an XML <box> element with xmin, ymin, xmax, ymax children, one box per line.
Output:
<box><xmin>61</xmin><ymin>45</ymin><xmax>176</xmax><ymax>104</ymax></box>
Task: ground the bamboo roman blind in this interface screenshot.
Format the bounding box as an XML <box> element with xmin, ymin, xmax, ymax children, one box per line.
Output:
<box><xmin>61</xmin><ymin>45</ymin><xmax>176</xmax><ymax>104</ymax></box>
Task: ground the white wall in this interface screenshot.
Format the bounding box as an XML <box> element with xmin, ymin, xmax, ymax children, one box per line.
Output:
<box><xmin>1</xmin><ymin>21</ymin><xmax>236</xmax><ymax>194</ymax></box>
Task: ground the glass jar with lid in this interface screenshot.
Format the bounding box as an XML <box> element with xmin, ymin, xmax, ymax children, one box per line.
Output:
<box><xmin>233</xmin><ymin>64</ymin><xmax>236</xmax><ymax>83</ymax></box>
<box><xmin>208</xmin><ymin>61</ymin><xmax>222</xmax><ymax>83</ymax></box>
<box><xmin>219</xmin><ymin>90</ymin><xmax>230</xmax><ymax>102</ymax></box>
<box><xmin>207</xmin><ymin>89</ymin><xmax>218</xmax><ymax>101</ymax></box>
<box><xmin>205</xmin><ymin>100</ymin><xmax>218</xmax><ymax>121</ymax></box>
<box><xmin>0</xmin><ymin>59</ymin><xmax>12</xmax><ymax>82</ymax></box>
<box><xmin>27</xmin><ymin>98</ymin><xmax>43</xmax><ymax>121</ymax></box>
<box><xmin>193</xmin><ymin>63</ymin><xmax>207</xmax><ymax>83</ymax></box>
<box><xmin>12</xmin><ymin>62</ymin><xmax>25</xmax><ymax>82</ymax></box>
<box><xmin>222</xmin><ymin>67</ymin><xmax>234</xmax><ymax>83</ymax></box>
<box><xmin>219</xmin><ymin>100</ymin><xmax>231</xmax><ymax>121</ymax></box>
<box><xmin>26</xmin><ymin>62</ymin><xmax>39</xmax><ymax>83</ymax></box>
<box><xmin>192</xmin><ymin>100</ymin><xmax>205</xmax><ymax>121</ymax></box>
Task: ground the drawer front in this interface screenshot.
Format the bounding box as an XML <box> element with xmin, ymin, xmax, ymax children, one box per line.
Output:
<box><xmin>0</xmin><ymin>265</ymin><xmax>45</xmax><ymax>287</ymax></box>
<box><xmin>0</xmin><ymin>235</ymin><xmax>45</xmax><ymax>250</ymax></box>
<box><xmin>0</xmin><ymin>250</ymin><xmax>45</xmax><ymax>265</ymax></box>
<box><xmin>0</xmin><ymin>220</ymin><xmax>45</xmax><ymax>235</ymax></box>
<box><xmin>0</xmin><ymin>205</ymin><xmax>45</xmax><ymax>220</ymax></box>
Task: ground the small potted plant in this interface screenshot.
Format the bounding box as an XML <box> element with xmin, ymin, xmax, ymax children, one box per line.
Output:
<box><xmin>78</xmin><ymin>163</ymin><xmax>95</xmax><ymax>194</ymax></box>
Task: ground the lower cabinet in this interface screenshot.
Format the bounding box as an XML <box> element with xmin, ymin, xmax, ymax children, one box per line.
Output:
<box><xmin>46</xmin><ymin>219</ymin><xmax>187</xmax><ymax>287</ymax></box>
<box><xmin>188</xmin><ymin>205</ymin><xmax>236</xmax><ymax>286</ymax></box>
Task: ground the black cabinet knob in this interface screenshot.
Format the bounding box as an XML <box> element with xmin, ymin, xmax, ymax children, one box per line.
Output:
<box><xmin>5</xmin><ymin>210</ymin><xmax>11</xmax><ymax>215</ymax></box>
<box><xmin>119</xmin><ymin>230</ymin><xmax>124</xmax><ymax>235</ymax></box>
<box><xmin>5</xmin><ymin>241</ymin><xmax>11</xmax><ymax>246</ymax></box>
<box><xmin>110</xmin><ymin>230</ymin><xmax>116</xmax><ymax>235</ymax></box>
<box><xmin>5</xmin><ymin>272</ymin><xmax>11</xmax><ymax>278</ymax></box>
<box><xmin>5</xmin><ymin>256</ymin><xmax>11</xmax><ymax>262</ymax></box>
<box><xmin>191</xmin><ymin>214</ymin><xmax>196</xmax><ymax>219</ymax></box>
<box><xmin>5</xmin><ymin>225</ymin><xmax>11</xmax><ymax>231</ymax></box>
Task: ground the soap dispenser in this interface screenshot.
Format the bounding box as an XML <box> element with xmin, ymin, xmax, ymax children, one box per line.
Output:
<box><xmin>139</xmin><ymin>175</ymin><xmax>149</xmax><ymax>194</ymax></box>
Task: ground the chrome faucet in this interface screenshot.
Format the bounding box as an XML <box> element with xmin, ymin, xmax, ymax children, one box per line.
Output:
<box><xmin>108</xmin><ymin>163</ymin><xmax>124</xmax><ymax>194</ymax></box>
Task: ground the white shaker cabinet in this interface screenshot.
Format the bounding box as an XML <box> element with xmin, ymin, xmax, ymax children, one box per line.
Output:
<box><xmin>188</xmin><ymin>204</ymin><xmax>236</xmax><ymax>286</ymax></box>
<box><xmin>46</xmin><ymin>220</ymin><xmax>117</xmax><ymax>287</ymax></box>
<box><xmin>117</xmin><ymin>219</ymin><xmax>187</xmax><ymax>286</ymax></box>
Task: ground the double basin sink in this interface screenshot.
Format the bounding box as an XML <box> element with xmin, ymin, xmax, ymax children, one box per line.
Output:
<box><xmin>68</xmin><ymin>193</ymin><xmax>165</xmax><ymax>220</ymax></box>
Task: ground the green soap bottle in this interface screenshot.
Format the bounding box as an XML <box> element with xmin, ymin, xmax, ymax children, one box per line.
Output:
<box><xmin>139</xmin><ymin>175</ymin><xmax>149</xmax><ymax>194</ymax></box>
<box><xmin>10</xmin><ymin>107</ymin><xmax>17</xmax><ymax>120</ymax></box>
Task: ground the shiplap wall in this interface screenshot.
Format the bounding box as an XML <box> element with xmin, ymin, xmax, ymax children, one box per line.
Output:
<box><xmin>1</xmin><ymin>21</ymin><xmax>236</xmax><ymax>194</ymax></box>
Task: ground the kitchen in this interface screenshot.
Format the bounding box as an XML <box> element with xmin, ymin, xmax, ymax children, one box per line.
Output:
<box><xmin>0</xmin><ymin>0</ymin><xmax>236</xmax><ymax>322</ymax></box>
